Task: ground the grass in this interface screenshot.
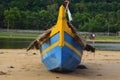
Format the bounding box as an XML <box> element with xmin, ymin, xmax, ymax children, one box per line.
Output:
<box><xmin>82</xmin><ymin>35</ymin><xmax>120</xmax><ymax>41</ymax></box>
<box><xmin>0</xmin><ymin>32</ymin><xmax>120</xmax><ymax>41</ymax></box>
<box><xmin>0</xmin><ymin>32</ymin><xmax>38</xmax><ymax>39</ymax></box>
<box><xmin>94</xmin><ymin>36</ymin><xmax>120</xmax><ymax>40</ymax></box>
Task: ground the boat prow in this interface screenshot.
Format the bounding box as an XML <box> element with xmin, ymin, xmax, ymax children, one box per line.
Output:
<box><xmin>38</xmin><ymin>5</ymin><xmax>85</xmax><ymax>71</ymax></box>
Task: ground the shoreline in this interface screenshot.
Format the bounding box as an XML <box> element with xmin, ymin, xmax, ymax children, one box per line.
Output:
<box><xmin>87</xmin><ymin>40</ymin><xmax>120</xmax><ymax>43</ymax></box>
<box><xmin>0</xmin><ymin>37</ymin><xmax>120</xmax><ymax>43</ymax></box>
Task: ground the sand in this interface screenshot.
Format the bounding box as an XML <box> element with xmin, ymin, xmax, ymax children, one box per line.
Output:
<box><xmin>0</xmin><ymin>49</ymin><xmax>120</xmax><ymax>80</ymax></box>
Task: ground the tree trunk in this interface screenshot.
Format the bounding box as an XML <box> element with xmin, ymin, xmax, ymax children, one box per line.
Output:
<box><xmin>7</xmin><ymin>21</ymin><xmax>9</xmax><ymax>31</ymax></box>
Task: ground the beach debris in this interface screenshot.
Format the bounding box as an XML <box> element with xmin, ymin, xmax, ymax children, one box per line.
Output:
<box><xmin>0</xmin><ymin>71</ymin><xmax>7</xmax><ymax>75</ymax></box>
<box><xmin>0</xmin><ymin>52</ymin><xmax>4</xmax><ymax>54</ymax></box>
<box><xmin>33</xmin><ymin>52</ymin><xmax>37</xmax><ymax>55</ymax></box>
<box><xmin>77</xmin><ymin>65</ymin><xmax>88</xmax><ymax>69</ymax></box>
<box><xmin>84</xmin><ymin>44</ymin><xmax>95</xmax><ymax>52</ymax></box>
<box><xmin>96</xmin><ymin>74</ymin><xmax>102</xmax><ymax>76</ymax></box>
<box><xmin>8</xmin><ymin>66</ymin><xmax>14</xmax><ymax>68</ymax></box>
<box><xmin>56</xmin><ymin>77</ymin><xmax>60</xmax><ymax>79</ymax></box>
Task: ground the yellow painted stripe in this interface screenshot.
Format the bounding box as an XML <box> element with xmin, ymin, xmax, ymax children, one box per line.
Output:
<box><xmin>64</xmin><ymin>31</ymin><xmax>85</xmax><ymax>48</ymax></box>
<box><xmin>39</xmin><ymin>31</ymin><xmax>59</xmax><ymax>45</ymax></box>
<box><xmin>41</xmin><ymin>41</ymin><xmax>59</xmax><ymax>55</ymax></box>
<box><xmin>64</xmin><ymin>41</ymin><xmax>82</xmax><ymax>57</ymax></box>
<box><xmin>59</xmin><ymin>25</ymin><xmax>64</xmax><ymax>47</ymax></box>
<box><xmin>41</xmin><ymin>41</ymin><xmax>82</xmax><ymax>58</ymax></box>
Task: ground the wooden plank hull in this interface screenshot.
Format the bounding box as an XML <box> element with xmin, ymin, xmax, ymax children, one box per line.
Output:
<box><xmin>41</xmin><ymin>32</ymin><xmax>83</xmax><ymax>71</ymax></box>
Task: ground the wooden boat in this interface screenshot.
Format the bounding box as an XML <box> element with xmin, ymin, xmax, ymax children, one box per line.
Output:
<box><xmin>40</xmin><ymin>5</ymin><xmax>84</xmax><ymax>71</ymax></box>
<box><xmin>27</xmin><ymin>4</ymin><xmax>95</xmax><ymax>72</ymax></box>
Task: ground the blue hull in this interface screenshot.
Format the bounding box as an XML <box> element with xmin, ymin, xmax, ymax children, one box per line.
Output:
<box><xmin>40</xmin><ymin>32</ymin><xmax>83</xmax><ymax>71</ymax></box>
<box><xmin>41</xmin><ymin>46</ymin><xmax>81</xmax><ymax>71</ymax></box>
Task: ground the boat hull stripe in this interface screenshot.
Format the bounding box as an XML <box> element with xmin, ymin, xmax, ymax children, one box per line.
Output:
<box><xmin>41</xmin><ymin>41</ymin><xmax>82</xmax><ymax>57</ymax></box>
<box><xmin>41</xmin><ymin>32</ymin><xmax>59</xmax><ymax>51</ymax></box>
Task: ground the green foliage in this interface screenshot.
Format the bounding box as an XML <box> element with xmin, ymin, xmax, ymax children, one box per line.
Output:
<box><xmin>4</xmin><ymin>7</ymin><xmax>21</xmax><ymax>29</ymax></box>
<box><xmin>94</xmin><ymin>36</ymin><xmax>120</xmax><ymax>40</ymax></box>
<box><xmin>0</xmin><ymin>0</ymin><xmax>120</xmax><ymax>32</ymax></box>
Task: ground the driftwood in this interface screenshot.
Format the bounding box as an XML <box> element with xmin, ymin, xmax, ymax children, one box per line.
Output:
<box><xmin>0</xmin><ymin>71</ymin><xmax>7</xmax><ymax>75</ymax></box>
<box><xmin>27</xmin><ymin>29</ymin><xmax>51</xmax><ymax>51</ymax></box>
<box><xmin>85</xmin><ymin>44</ymin><xmax>95</xmax><ymax>52</ymax></box>
<box><xmin>68</xmin><ymin>22</ymin><xmax>86</xmax><ymax>48</ymax></box>
<box><xmin>67</xmin><ymin>22</ymin><xmax>95</xmax><ymax>52</ymax></box>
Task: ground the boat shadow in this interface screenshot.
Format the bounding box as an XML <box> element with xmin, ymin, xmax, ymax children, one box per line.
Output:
<box><xmin>50</xmin><ymin>64</ymin><xmax>88</xmax><ymax>73</ymax></box>
<box><xmin>50</xmin><ymin>64</ymin><xmax>99</xmax><ymax>78</ymax></box>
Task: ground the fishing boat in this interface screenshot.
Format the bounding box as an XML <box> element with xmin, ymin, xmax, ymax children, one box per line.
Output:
<box><xmin>41</xmin><ymin>7</ymin><xmax>83</xmax><ymax>72</ymax></box>
<box><xmin>27</xmin><ymin>1</ymin><xmax>95</xmax><ymax>72</ymax></box>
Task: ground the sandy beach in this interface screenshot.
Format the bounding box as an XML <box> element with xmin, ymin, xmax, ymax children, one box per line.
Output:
<box><xmin>0</xmin><ymin>49</ymin><xmax>120</xmax><ymax>80</ymax></box>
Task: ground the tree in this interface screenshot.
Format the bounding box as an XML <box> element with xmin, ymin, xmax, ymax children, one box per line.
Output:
<box><xmin>1</xmin><ymin>0</ymin><xmax>120</xmax><ymax>32</ymax></box>
<box><xmin>0</xmin><ymin>4</ymin><xmax>4</xmax><ymax>28</ymax></box>
<box><xmin>73</xmin><ymin>12</ymin><xmax>90</xmax><ymax>29</ymax></box>
<box><xmin>38</xmin><ymin>10</ymin><xmax>51</xmax><ymax>29</ymax></box>
<box><xmin>4</xmin><ymin>7</ymin><xmax>21</xmax><ymax>30</ymax></box>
